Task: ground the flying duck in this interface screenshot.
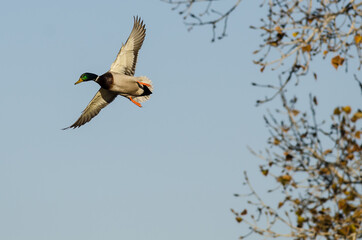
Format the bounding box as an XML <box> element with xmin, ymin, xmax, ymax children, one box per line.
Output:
<box><xmin>64</xmin><ymin>16</ymin><xmax>152</xmax><ymax>129</ymax></box>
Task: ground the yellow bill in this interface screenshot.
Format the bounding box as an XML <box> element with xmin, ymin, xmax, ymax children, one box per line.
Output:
<box><xmin>74</xmin><ymin>78</ymin><xmax>83</xmax><ymax>85</ymax></box>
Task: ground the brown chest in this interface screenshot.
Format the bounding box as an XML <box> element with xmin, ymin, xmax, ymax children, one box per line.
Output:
<box><xmin>96</xmin><ymin>72</ymin><xmax>114</xmax><ymax>90</ymax></box>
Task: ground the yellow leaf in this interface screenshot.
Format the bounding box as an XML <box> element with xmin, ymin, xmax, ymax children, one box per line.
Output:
<box><xmin>355</xmin><ymin>34</ymin><xmax>362</xmax><ymax>44</ymax></box>
<box><xmin>331</xmin><ymin>55</ymin><xmax>344</xmax><ymax>70</ymax></box>
<box><xmin>351</xmin><ymin>112</ymin><xmax>362</xmax><ymax>122</ymax></box>
<box><xmin>297</xmin><ymin>216</ymin><xmax>305</xmax><ymax>224</ymax></box>
<box><xmin>273</xmin><ymin>138</ymin><xmax>281</xmax><ymax>145</ymax></box>
<box><xmin>323</xmin><ymin>50</ymin><xmax>328</xmax><ymax>55</ymax></box>
<box><xmin>235</xmin><ymin>217</ymin><xmax>243</xmax><ymax>223</ymax></box>
<box><xmin>275</xmin><ymin>26</ymin><xmax>282</xmax><ymax>34</ymax></box>
<box><xmin>277</xmin><ymin>175</ymin><xmax>292</xmax><ymax>185</ymax></box>
<box><xmin>342</xmin><ymin>106</ymin><xmax>351</xmax><ymax>114</ymax></box>
<box><xmin>261</xmin><ymin>169</ymin><xmax>269</xmax><ymax>176</ymax></box>
<box><xmin>301</xmin><ymin>44</ymin><xmax>311</xmax><ymax>52</ymax></box>
<box><xmin>278</xmin><ymin>202</ymin><xmax>284</xmax><ymax>208</ymax></box>
<box><xmin>292</xmin><ymin>32</ymin><xmax>299</xmax><ymax>37</ymax></box>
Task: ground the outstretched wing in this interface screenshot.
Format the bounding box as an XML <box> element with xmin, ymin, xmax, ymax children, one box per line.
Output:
<box><xmin>63</xmin><ymin>88</ymin><xmax>117</xmax><ymax>129</ymax></box>
<box><xmin>110</xmin><ymin>16</ymin><xmax>146</xmax><ymax>76</ymax></box>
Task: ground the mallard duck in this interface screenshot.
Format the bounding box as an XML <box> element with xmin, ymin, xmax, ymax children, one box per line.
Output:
<box><xmin>64</xmin><ymin>16</ymin><xmax>152</xmax><ymax>129</ymax></box>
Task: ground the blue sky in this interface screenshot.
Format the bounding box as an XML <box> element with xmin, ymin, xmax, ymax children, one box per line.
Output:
<box><xmin>0</xmin><ymin>0</ymin><xmax>360</xmax><ymax>240</ymax></box>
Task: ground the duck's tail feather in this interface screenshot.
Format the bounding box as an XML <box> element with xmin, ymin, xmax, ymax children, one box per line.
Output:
<box><xmin>134</xmin><ymin>76</ymin><xmax>153</xmax><ymax>103</ymax></box>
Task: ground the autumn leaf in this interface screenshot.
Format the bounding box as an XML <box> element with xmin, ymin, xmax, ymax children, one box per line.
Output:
<box><xmin>323</xmin><ymin>50</ymin><xmax>328</xmax><ymax>55</ymax></box>
<box><xmin>268</xmin><ymin>41</ymin><xmax>279</xmax><ymax>47</ymax></box>
<box><xmin>277</xmin><ymin>175</ymin><xmax>292</xmax><ymax>186</ymax></box>
<box><xmin>313</xmin><ymin>96</ymin><xmax>318</xmax><ymax>105</ymax></box>
<box><xmin>338</xmin><ymin>199</ymin><xmax>346</xmax><ymax>210</ymax></box>
<box><xmin>291</xmin><ymin>109</ymin><xmax>300</xmax><ymax>116</ymax></box>
<box><xmin>351</xmin><ymin>111</ymin><xmax>362</xmax><ymax>122</ymax></box>
<box><xmin>331</xmin><ymin>55</ymin><xmax>344</xmax><ymax>70</ymax></box>
<box><xmin>260</xmin><ymin>66</ymin><xmax>265</xmax><ymax>72</ymax></box>
<box><xmin>355</xmin><ymin>34</ymin><xmax>362</xmax><ymax>44</ymax></box>
<box><xmin>275</xmin><ymin>26</ymin><xmax>282</xmax><ymax>34</ymax></box>
<box><xmin>355</xmin><ymin>131</ymin><xmax>361</xmax><ymax>139</ymax></box>
<box><xmin>301</xmin><ymin>44</ymin><xmax>311</xmax><ymax>52</ymax></box>
<box><xmin>297</xmin><ymin>216</ymin><xmax>306</xmax><ymax>227</ymax></box>
<box><xmin>235</xmin><ymin>217</ymin><xmax>243</xmax><ymax>223</ymax></box>
<box><xmin>342</xmin><ymin>106</ymin><xmax>351</xmax><ymax>114</ymax></box>
<box><xmin>241</xmin><ymin>209</ymin><xmax>248</xmax><ymax>215</ymax></box>
<box><xmin>319</xmin><ymin>168</ymin><xmax>330</xmax><ymax>175</ymax></box>
<box><xmin>273</xmin><ymin>138</ymin><xmax>281</xmax><ymax>145</ymax></box>
<box><xmin>285</xmin><ymin>165</ymin><xmax>292</xmax><ymax>171</ymax></box>
<box><xmin>323</xmin><ymin>149</ymin><xmax>332</xmax><ymax>155</ymax></box>
<box><xmin>334</xmin><ymin>107</ymin><xmax>341</xmax><ymax>115</ymax></box>
<box><xmin>292</xmin><ymin>32</ymin><xmax>299</xmax><ymax>37</ymax></box>
<box><xmin>278</xmin><ymin>202</ymin><xmax>284</xmax><ymax>208</ymax></box>
<box><xmin>285</xmin><ymin>154</ymin><xmax>293</xmax><ymax>161</ymax></box>
<box><xmin>261</xmin><ymin>169</ymin><xmax>269</xmax><ymax>176</ymax></box>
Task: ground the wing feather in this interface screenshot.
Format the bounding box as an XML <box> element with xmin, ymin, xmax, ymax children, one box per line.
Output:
<box><xmin>63</xmin><ymin>88</ymin><xmax>117</xmax><ymax>129</ymax></box>
<box><xmin>110</xmin><ymin>16</ymin><xmax>146</xmax><ymax>76</ymax></box>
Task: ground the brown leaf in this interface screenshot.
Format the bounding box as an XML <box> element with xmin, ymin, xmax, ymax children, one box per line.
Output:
<box><xmin>235</xmin><ymin>217</ymin><xmax>243</xmax><ymax>223</ymax></box>
<box><xmin>285</xmin><ymin>154</ymin><xmax>293</xmax><ymax>161</ymax></box>
<box><xmin>319</xmin><ymin>168</ymin><xmax>330</xmax><ymax>175</ymax></box>
<box><xmin>278</xmin><ymin>202</ymin><xmax>284</xmax><ymax>208</ymax></box>
<box><xmin>331</xmin><ymin>55</ymin><xmax>344</xmax><ymax>70</ymax></box>
<box><xmin>313</xmin><ymin>96</ymin><xmax>318</xmax><ymax>105</ymax></box>
<box><xmin>291</xmin><ymin>109</ymin><xmax>300</xmax><ymax>116</ymax></box>
<box><xmin>301</xmin><ymin>44</ymin><xmax>311</xmax><ymax>52</ymax></box>
<box><xmin>241</xmin><ymin>209</ymin><xmax>248</xmax><ymax>215</ymax></box>
<box><xmin>268</xmin><ymin>41</ymin><xmax>279</xmax><ymax>47</ymax></box>
<box><xmin>273</xmin><ymin>138</ymin><xmax>281</xmax><ymax>145</ymax></box>
<box><xmin>313</xmin><ymin>73</ymin><xmax>317</xmax><ymax>80</ymax></box>
<box><xmin>355</xmin><ymin>131</ymin><xmax>361</xmax><ymax>139</ymax></box>
<box><xmin>333</xmin><ymin>107</ymin><xmax>341</xmax><ymax>115</ymax></box>
<box><xmin>338</xmin><ymin>199</ymin><xmax>346</xmax><ymax>210</ymax></box>
<box><xmin>323</xmin><ymin>50</ymin><xmax>328</xmax><ymax>55</ymax></box>
<box><xmin>261</xmin><ymin>169</ymin><xmax>269</xmax><ymax>176</ymax></box>
<box><xmin>260</xmin><ymin>66</ymin><xmax>265</xmax><ymax>72</ymax></box>
<box><xmin>323</xmin><ymin>149</ymin><xmax>332</xmax><ymax>155</ymax></box>
<box><xmin>293</xmin><ymin>199</ymin><xmax>301</xmax><ymax>205</ymax></box>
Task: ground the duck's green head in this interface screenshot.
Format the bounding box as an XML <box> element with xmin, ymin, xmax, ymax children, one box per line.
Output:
<box><xmin>75</xmin><ymin>73</ymin><xmax>98</xmax><ymax>85</ymax></box>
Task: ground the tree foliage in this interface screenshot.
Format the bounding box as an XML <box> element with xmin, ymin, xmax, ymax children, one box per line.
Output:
<box><xmin>235</xmin><ymin>95</ymin><xmax>362</xmax><ymax>239</ymax></box>
<box><xmin>163</xmin><ymin>0</ymin><xmax>362</xmax><ymax>239</ymax></box>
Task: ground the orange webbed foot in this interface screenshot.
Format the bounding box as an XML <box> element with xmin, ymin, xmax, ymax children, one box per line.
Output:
<box><xmin>129</xmin><ymin>97</ymin><xmax>142</xmax><ymax>107</ymax></box>
<box><xmin>136</xmin><ymin>81</ymin><xmax>151</xmax><ymax>87</ymax></box>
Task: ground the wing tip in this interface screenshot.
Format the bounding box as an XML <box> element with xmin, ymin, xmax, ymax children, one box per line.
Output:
<box><xmin>133</xmin><ymin>16</ymin><xmax>145</xmax><ymax>30</ymax></box>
